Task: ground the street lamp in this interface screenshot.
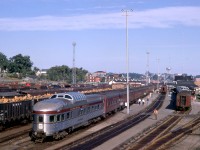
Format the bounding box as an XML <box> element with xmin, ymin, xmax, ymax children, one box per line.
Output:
<box><xmin>146</xmin><ymin>51</ymin><xmax>150</xmax><ymax>85</ymax></box>
<box><xmin>157</xmin><ymin>58</ymin><xmax>160</xmax><ymax>90</ymax></box>
<box><xmin>72</xmin><ymin>42</ymin><xmax>76</xmax><ymax>84</ymax></box>
<box><xmin>122</xmin><ymin>9</ymin><xmax>133</xmax><ymax>114</ymax></box>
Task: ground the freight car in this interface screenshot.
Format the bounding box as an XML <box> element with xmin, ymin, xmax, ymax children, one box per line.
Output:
<box><xmin>171</xmin><ymin>86</ymin><xmax>192</xmax><ymax>111</ymax></box>
<box><xmin>29</xmin><ymin>85</ymin><xmax>155</xmax><ymax>142</ymax></box>
<box><xmin>159</xmin><ymin>85</ymin><xmax>167</xmax><ymax>94</ymax></box>
<box><xmin>0</xmin><ymin>99</ymin><xmax>35</xmax><ymax>131</ymax></box>
<box><xmin>0</xmin><ymin>87</ymin><xmax>71</xmax><ymax>131</ymax></box>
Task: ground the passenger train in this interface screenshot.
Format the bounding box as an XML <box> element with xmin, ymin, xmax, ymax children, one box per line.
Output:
<box><xmin>29</xmin><ymin>85</ymin><xmax>155</xmax><ymax>142</ymax></box>
<box><xmin>171</xmin><ymin>86</ymin><xmax>192</xmax><ymax>111</ymax></box>
<box><xmin>0</xmin><ymin>84</ymin><xmax>111</xmax><ymax>131</ymax></box>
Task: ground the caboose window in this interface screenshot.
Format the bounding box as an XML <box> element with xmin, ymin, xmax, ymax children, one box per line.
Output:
<box><xmin>38</xmin><ymin>116</ymin><xmax>43</xmax><ymax>123</ymax></box>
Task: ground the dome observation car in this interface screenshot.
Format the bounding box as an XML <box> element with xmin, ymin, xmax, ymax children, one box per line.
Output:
<box><xmin>50</xmin><ymin>92</ymin><xmax>87</xmax><ymax>103</ymax></box>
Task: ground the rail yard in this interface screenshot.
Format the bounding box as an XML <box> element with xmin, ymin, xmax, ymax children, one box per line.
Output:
<box><xmin>0</xmin><ymin>81</ymin><xmax>200</xmax><ymax>150</ymax></box>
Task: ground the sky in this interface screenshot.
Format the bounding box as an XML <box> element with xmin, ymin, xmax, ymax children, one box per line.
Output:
<box><xmin>0</xmin><ymin>0</ymin><xmax>200</xmax><ymax>76</ymax></box>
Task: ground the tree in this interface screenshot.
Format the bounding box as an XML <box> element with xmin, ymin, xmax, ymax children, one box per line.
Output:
<box><xmin>47</xmin><ymin>66</ymin><xmax>88</xmax><ymax>83</ymax></box>
<box><xmin>76</xmin><ymin>67</ymin><xmax>88</xmax><ymax>83</ymax></box>
<box><xmin>0</xmin><ymin>52</ymin><xmax>8</xmax><ymax>73</ymax></box>
<box><xmin>47</xmin><ymin>65</ymin><xmax>71</xmax><ymax>82</ymax></box>
<box><xmin>152</xmin><ymin>74</ymin><xmax>159</xmax><ymax>80</ymax></box>
<box><xmin>7</xmin><ymin>54</ymin><xmax>33</xmax><ymax>78</ymax></box>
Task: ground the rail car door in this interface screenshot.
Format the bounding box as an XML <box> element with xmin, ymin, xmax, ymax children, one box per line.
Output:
<box><xmin>180</xmin><ymin>95</ymin><xmax>186</xmax><ymax>107</ymax></box>
<box><xmin>34</xmin><ymin>115</ymin><xmax>44</xmax><ymax>131</ymax></box>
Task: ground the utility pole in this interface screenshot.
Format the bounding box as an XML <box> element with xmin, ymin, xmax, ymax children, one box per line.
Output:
<box><xmin>122</xmin><ymin>9</ymin><xmax>132</xmax><ymax>115</ymax></box>
<box><xmin>72</xmin><ymin>42</ymin><xmax>76</xmax><ymax>84</ymax></box>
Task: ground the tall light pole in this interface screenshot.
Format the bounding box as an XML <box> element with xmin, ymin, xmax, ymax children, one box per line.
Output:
<box><xmin>146</xmin><ymin>51</ymin><xmax>150</xmax><ymax>85</ymax></box>
<box><xmin>122</xmin><ymin>9</ymin><xmax>132</xmax><ymax>114</ymax></box>
<box><xmin>157</xmin><ymin>58</ymin><xmax>160</xmax><ymax>90</ymax></box>
<box><xmin>72</xmin><ymin>42</ymin><xmax>76</xmax><ymax>84</ymax></box>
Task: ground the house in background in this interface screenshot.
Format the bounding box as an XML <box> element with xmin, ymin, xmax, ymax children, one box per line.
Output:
<box><xmin>36</xmin><ymin>69</ymin><xmax>48</xmax><ymax>76</ymax></box>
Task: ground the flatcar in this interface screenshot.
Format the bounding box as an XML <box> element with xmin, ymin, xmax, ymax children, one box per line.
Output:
<box><xmin>29</xmin><ymin>85</ymin><xmax>155</xmax><ymax>142</ymax></box>
<box><xmin>171</xmin><ymin>86</ymin><xmax>192</xmax><ymax>111</ymax></box>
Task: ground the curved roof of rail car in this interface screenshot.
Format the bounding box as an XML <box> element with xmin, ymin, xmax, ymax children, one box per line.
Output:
<box><xmin>33</xmin><ymin>92</ymin><xmax>103</xmax><ymax>112</ymax></box>
<box><xmin>85</xmin><ymin>94</ymin><xmax>103</xmax><ymax>103</ymax></box>
<box><xmin>33</xmin><ymin>98</ymin><xmax>70</xmax><ymax>112</ymax></box>
<box><xmin>101</xmin><ymin>89</ymin><xmax>126</xmax><ymax>98</ymax></box>
<box><xmin>50</xmin><ymin>92</ymin><xmax>87</xmax><ymax>102</ymax></box>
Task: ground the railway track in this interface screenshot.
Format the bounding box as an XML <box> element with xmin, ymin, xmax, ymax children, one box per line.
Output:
<box><xmin>53</xmin><ymin>94</ymin><xmax>166</xmax><ymax>150</ymax></box>
<box><xmin>0</xmin><ymin>124</ymin><xmax>31</xmax><ymax>144</ymax></box>
<box><xmin>115</xmin><ymin>110</ymin><xmax>190</xmax><ymax>150</ymax></box>
<box><xmin>0</xmin><ymin>108</ymin><xmax>128</xmax><ymax>150</ymax></box>
<box><xmin>146</xmin><ymin>115</ymin><xmax>200</xmax><ymax>150</ymax></box>
<box><xmin>0</xmin><ymin>92</ymin><xmax>164</xmax><ymax>150</ymax></box>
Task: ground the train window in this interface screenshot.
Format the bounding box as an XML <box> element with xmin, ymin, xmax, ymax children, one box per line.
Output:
<box><xmin>83</xmin><ymin>108</ymin><xmax>86</xmax><ymax>114</ymax></box>
<box><xmin>61</xmin><ymin>114</ymin><xmax>64</xmax><ymax>121</ymax></box>
<box><xmin>51</xmin><ymin>95</ymin><xmax>57</xmax><ymax>99</ymax></box>
<box><xmin>87</xmin><ymin>107</ymin><xmax>90</xmax><ymax>113</ymax></box>
<box><xmin>180</xmin><ymin>96</ymin><xmax>186</xmax><ymax>106</ymax></box>
<box><xmin>57</xmin><ymin>115</ymin><xmax>61</xmax><ymax>122</ymax></box>
<box><xmin>66</xmin><ymin>112</ymin><xmax>70</xmax><ymax>119</ymax></box>
<box><xmin>65</xmin><ymin>95</ymin><xmax>72</xmax><ymax>100</ymax></box>
<box><xmin>32</xmin><ymin>115</ymin><xmax>36</xmax><ymax>122</ymax></box>
<box><xmin>100</xmin><ymin>104</ymin><xmax>103</xmax><ymax>109</ymax></box>
<box><xmin>79</xmin><ymin>109</ymin><xmax>84</xmax><ymax>115</ymax></box>
<box><xmin>38</xmin><ymin>116</ymin><xmax>43</xmax><ymax>123</ymax></box>
<box><xmin>0</xmin><ymin>114</ymin><xmax>3</xmax><ymax>121</ymax></box>
<box><xmin>49</xmin><ymin>115</ymin><xmax>55</xmax><ymax>122</ymax></box>
<box><xmin>58</xmin><ymin>95</ymin><xmax>64</xmax><ymax>98</ymax></box>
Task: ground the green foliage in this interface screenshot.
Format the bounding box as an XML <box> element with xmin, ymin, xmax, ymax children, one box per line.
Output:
<box><xmin>47</xmin><ymin>66</ymin><xmax>88</xmax><ymax>83</ymax></box>
<box><xmin>76</xmin><ymin>67</ymin><xmax>88</xmax><ymax>83</ymax></box>
<box><xmin>1</xmin><ymin>53</ymin><xmax>88</xmax><ymax>82</ymax></box>
<box><xmin>47</xmin><ymin>65</ymin><xmax>71</xmax><ymax>82</ymax></box>
<box><xmin>7</xmin><ymin>54</ymin><xmax>33</xmax><ymax>78</ymax></box>
<box><xmin>129</xmin><ymin>73</ymin><xmax>145</xmax><ymax>79</ymax></box>
<box><xmin>0</xmin><ymin>52</ymin><xmax>9</xmax><ymax>72</ymax></box>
